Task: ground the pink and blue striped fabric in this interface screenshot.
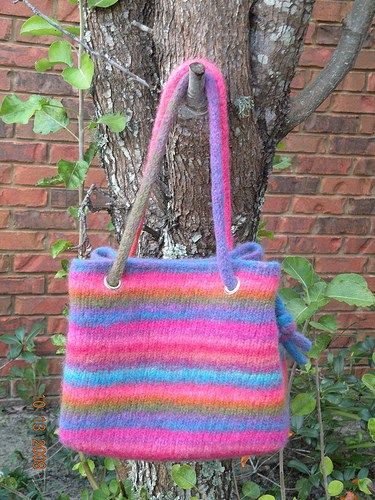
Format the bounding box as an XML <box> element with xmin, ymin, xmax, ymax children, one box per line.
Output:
<box><xmin>59</xmin><ymin>59</ymin><xmax>310</xmax><ymax>460</ymax></box>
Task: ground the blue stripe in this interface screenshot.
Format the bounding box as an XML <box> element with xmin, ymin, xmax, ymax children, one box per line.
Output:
<box><xmin>63</xmin><ymin>366</ymin><xmax>282</xmax><ymax>388</ymax></box>
<box><xmin>69</xmin><ymin>305</ymin><xmax>273</xmax><ymax>327</ymax></box>
<box><xmin>59</xmin><ymin>410</ymin><xmax>288</xmax><ymax>432</ymax></box>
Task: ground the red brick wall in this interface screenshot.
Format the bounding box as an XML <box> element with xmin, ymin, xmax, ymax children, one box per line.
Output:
<box><xmin>0</xmin><ymin>1</ymin><xmax>374</xmax><ymax>403</ymax></box>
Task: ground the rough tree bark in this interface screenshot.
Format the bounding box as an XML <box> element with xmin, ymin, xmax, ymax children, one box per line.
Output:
<box><xmin>86</xmin><ymin>0</ymin><xmax>374</xmax><ymax>498</ymax></box>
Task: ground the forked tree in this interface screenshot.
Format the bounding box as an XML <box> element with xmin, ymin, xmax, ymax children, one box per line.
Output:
<box><xmin>86</xmin><ymin>0</ymin><xmax>374</xmax><ymax>497</ymax></box>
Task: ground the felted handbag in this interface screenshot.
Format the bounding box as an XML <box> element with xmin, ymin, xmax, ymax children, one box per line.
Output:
<box><xmin>59</xmin><ymin>59</ymin><xmax>311</xmax><ymax>461</ymax></box>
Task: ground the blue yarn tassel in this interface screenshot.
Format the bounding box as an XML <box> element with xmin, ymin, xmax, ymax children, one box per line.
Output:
<box><xmin>275</xmin><ymin>295</ymin><xmax>312</xmax><ymax>365</ymax></box>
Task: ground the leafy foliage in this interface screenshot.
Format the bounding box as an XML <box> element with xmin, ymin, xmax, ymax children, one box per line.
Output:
<box><xmin>62</xmin><ymin>53</ymin><xmax>94</xmax><ymax>90</ymax></box>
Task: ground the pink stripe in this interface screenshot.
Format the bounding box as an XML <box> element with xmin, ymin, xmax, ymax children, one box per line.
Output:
<box><xmin>67</xmin><ymin>320</ymin><xmax>279</xmax><ymax>345</ymax></box>
<box><xmin>59</xmin><ymin>427</ymin><xmax>288</xmax><ymax>460</ymax></box>
<box><xmin>69</xmin><ymin>269</ymin><xmax>279</xmax><ymax>293</ymax></box>
<box><xmin>61</xmin><ymin>381</ymin><xmax>285</xmax><ymax>406</ymax></box>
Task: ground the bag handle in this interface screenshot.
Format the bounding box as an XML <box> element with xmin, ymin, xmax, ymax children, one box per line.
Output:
<box><xmin>105</xmin><ymin>59</ymin><xmax>238</xmax><ymax>292</ymax></box>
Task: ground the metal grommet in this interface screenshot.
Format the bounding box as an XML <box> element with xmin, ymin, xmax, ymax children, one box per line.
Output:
<box><xmin>224</xmin><ymin>277</ymin><xmax>240</xmax><ymax>295</ymax></box>
<box><xmin>104</xmin><ymin>276</ymin><xmax>121</xmax><ymax>290</ymax></box>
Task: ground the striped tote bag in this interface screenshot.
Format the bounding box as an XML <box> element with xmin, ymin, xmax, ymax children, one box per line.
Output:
<box><xmin>59</xmin><ymin>59</ymin><xmax>311</xmax><ymax>461</ymax></box>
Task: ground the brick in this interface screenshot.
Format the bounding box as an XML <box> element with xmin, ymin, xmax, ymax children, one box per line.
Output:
<box><xmin>368</xmin><ymin>73</ymin><xmax>375</xmax><ymax>92</ymax></box>
<box><xmin>336</xmin><ymin>72</ymin><xmax>366</xmax><ymax>92</ymax></box>
<box><xmin>304</xmin><ymin>114</ymin><xmax>359</xmax><ymax>134</ymax></box>
<box><xmin>0</xmin><ymin>231</ymin><xmax>45</xmax><ymax>250</ymax></box>
<box><xmin>262</xmin><ymin>195</ymin><xmax>290</xmax><ymax>214</ymax></box>
<box><xmin>0</xmin><ymin>210</ymin><xmax>9</xmax><ymax>227</ymax></box>
<box><xmin>12</xmin><ymin>71</ymin><xmax>74</xmax><ymax>96</ymax></box>
<box><xmin>0</xmin><ymin>17</ymin><xmax>12</xmax><ymax>40</ymax></box>
<box><xmin>35</xmin><ymin>336</ymin><xmax>57</xmax><ymax>355</ymax></box>
<box><xmin>316</xmin><ymin>24</ymin><xmax>340</xmax><ymax>45</ymax></box>
<box><xmin>315</xmin><ymin>257</ymin><xmax>367</xmax><ymax>274</ymax></box>
<box><xmin>0</xmin><ymin>276</ymin><xmax>44</xmax><ymax>294</ymax></box>
<box><xmin>0</xmin><ymin>120</ymin><xmax>14</xmax><ymax>138</ymax></box>
<box><xmin>0</xmin><ymin>359</ymin><xmax>28</xmax><ymax>377</ymax></box>
<box><xmin>316</xmin><ymin>217</ymin><xmax>370</xmax><ymax>235</ymax></box>
<box><xmin>329</xmin><ymin>136</ymin><xmax>375</xmax><ymax>156</ymax></box>
<box><xmin>56</xmin><ymin>2</ymin><xmax>79</xmax><ymax>22</ymax></box>
<box><xmin>262</xmin><ymin>235</ymin><xmax>288</xmax><ymax>254</ymax></box>
<box><xmin>49</xmin><ymin>143</ymin><xmax>78</xmax><ymax>163</ymax></box>
<box><xmin>312</xmin><ymin>1</ymin><xmax>350</xmax><ymax>22</ymax></box>
<box><xmin>0</xmin><ymin>0</ymin><xmax>53</xmax><ymax>17</ymax></box>
<box><xmin>353</xmin><ymin>158</ymin><xmax>375</xmax><ymax>176</ymax></box>
<box><xmin>0</xmin><ymin>255</ymin><xmax>10</xmax><ymax>272</ymax></box>
<box><xmin>87</xmin><ymin>212</ymin><xmax>111</xmax><ymax>231</ymax></box>
<box><xmin>304</xmin><ymin>22</ymin><xmax>315</xmax><ymax>45</ymax></box>
<box><xmin>336</xmin><ymin>312</ymin><xmax>374</xmax><ymax>330</ymax></box>
<box><xmin>86</xmin><ymin>167</ymin><xmax>107</xmax><ymax>187</ymax></box>
<box><xmin>331</xmin><ymin>94</ymin><xmax>375</xmax><ymax>114</ymax></box>
<box><xmin>0</xmin><ymin>68</ymin><xmax>11</xmax><ymax>90</ymax></box>
<box><xmin>346</xmin><ymin>198</ymin><xmax>375</xmax><ymax>215</ymax></box>
<box><xmin>15</xmin><ymin>296</ymin><xmax>67</xmax><ymax>315</ymax></box>
<box><xmin>295</xmin><ymin>156</ymin><xmax>352</xmax><ymax>175</ymax></box>
<box><xmin>277</xmin><ymin>216</ymin><xmax>315</xmax><ymax>234</ymax></box>
<box><xmin>47</xmin><ymin>357</ymin><xmax>64</xmax><ymax>375</ymax></box>
<box><xmin>344</xmin><ymin>237</ymin><xmax>375</xmax><ymax>254</ymax></box>
<box><xmin>47</xmin><ymin>275</ymin><xmax>68</xmax><ymax>294</ymax></box>
<box><xmin>355</xmin><ymin>51</ymin><xmax>375</xmax><ymax>70</ymax></box>
<box><xmin>299</xmin><ymin>47</ymin><xmax>333</xmax><ymax>68</ymax></box>
<box><xmin>321</xmin><ymin>177</ymin><xmax>373</xmax><ymax>195</ymax></box>
<box><xmin>0</xmin><ymin>164</ymin><xmax>12</xmax><ymax>183</ymax></box>
<box><xmin>14</xmin><ymin>210</ymin><xmax>75</xmax><ymax>230</ymax></box>
<box><xmin>0</xmin><ymin>297</ymin><xmax>11</xmax><ymax>316</ymax></box>
<box><xmin>0</xmin><ymin>142</ymin><xmax>47</xmax><ymax>162</ymax></box>
<box><xmin>47</xmin><ymin>316</ymin><xmax>67</xmax><ymax>334</ymax></box>
<box><xmin>289</xmin><ymin>236</ymin><xmax>342</xmax><ymax>254</ymax></box>
<box><xmin>360</xmin><ymin>115</ymin><xmax>375</xmax><ymax>135</ymax></box>
<box><xmin>13</xmin><ymin>254</ymin><xmax>60</xmax><ymax>273</ymax></box>
<box><xmin>0</xmin><ymin>44</ymin><xmax>47</xmax><ymax>69</ymax></box>
<box><xmin>50</xmin><ymin>188</ymin><xmax>79</xmax><ymax>208</ymax></box>
<box><xmin>44</xmin><ymin>377</ymin><xmax>63</xmax><ymax>396</ymax></box>
<box><xmin>290</xmin><ymin>69</ymin><xmax>309</xmax><ymax>90</ymax></box>
<box><xmin>0</xmin><ymin>315</ymin><xmax>45</xmax><ymax>332</ymax></box>
<box><xmin>292</xmin><ymin>196</ymin><xmax>345</xmax><ymax>215</ymax></box>
<box><xmin>0</xmin><ymin>187</ymin><xmax>47</xmax><ymax>207</ymax></box>
<box><xmin>14</xmin><ymin>165</ymin><xmax>56</xmax><ymax>185</ymax></box>
<box><xmin>268</xmin><ymin>175</ymin><xmax>320</xmax><ymax>194</ymax></box>
<box><xmin>285</xmin><ymin>134</ymin><xmax>325</xmax><ymax>153</ymax></box>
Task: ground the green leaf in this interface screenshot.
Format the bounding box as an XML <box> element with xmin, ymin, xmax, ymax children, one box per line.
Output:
<box><xmin>36</xmin><ymin>174</ymin><xmax>64</xmax><ymax>187</ymax></box>
<box><xmin>97</xmin><ymin>112</ymin><xmax>127</xmax><ymax>133</ymax></box>
<box><xmin>51</xmin><ymin>239</ymin><xmax>72</xmax><ymax>258</ymax></box>
<box><xmin>320</xmin><ymin>456</ymin><xmax>333</xmax><ymax>476</ymax></box>
<box><xmin>287</xmin><ymin>459</ymin><xmax>310</xmax><ymax>475</ymax></box>
<box><xmin>64</xmin><ymin>25</ymin><xmax>80</xmax><ymax>36</ymax></box>
<box><xmin>326</xmin><ymin>274</ymin><xmax>375</xmax><ymax>307</ymax></box>
<box><xmin>171</xmin><ymin>464</ymin><xmax>196</xmax><ymax>490</ymax></box>
<box><xmin>308</xmin><ymin>333</ymin><xmax>331</xmax><ymax>359</ymax></box>
<box><xmin>308</xmin><ymin>281</ymin><xmax>327</xmax><ymax>304</ymax></box>
<box><xmin>35</xmin><ymin>58</ymin><xmax>54</xmax><ymax>73</ymax></box>
<box><xmin>20</xmin><ymin>15</ymin><xmax>62</xmax><ymax>36</ymax></box>
<box><xmin>0</xmin><ymin>94</ymin><xmax>42</xmax><ymax>124</ymax></box>
<box><xmin>15</xmin><ymin>327</ymin><xmax>26</xmax><ymax>343</ymax></box>
<box><xmin>108</xmin><ymin>479</ymin><xmax>119</xmax><ymax>495</ymax></box>
<box><xmin>358</xmin><ymin>478</ymin><xmax>372</xmax><ymax>495</ymax></box>
<box><xmin>282</xmin><ymin>256</ymin><xmax>320</xmax><ymax>290</ymax></box>
<box><xmin>26</xmin><ymin>322</ymin><xmax>44</xmax><ymax>342</ymax></box>
<box><xmin>286</xmin><ymin>298</ymin><xmax>324</xmax><ymax>325</ymax></box>
<box><xmin>0</xmin><ymin>334</ymin><xmax>21</xmax><ymax>345</ymax></box>
<box><xmin>58</xmin><ymin>159</ymin><xmax>89</xmax><ymax>188</ymax></box>
<box><xmin>368</xmin><ymin>418</ymin><xmax>375</xmax><ymax>441</ymax></box>
<box><xmin>88</xmin><ymin>0</ymin><xmax>119</xmax><ymax>8</ymax></box>
<box><xmin>327</xmin><ymin>480</ymin><xmax>343</xmax><ymax>497</ymax></box>
<box><xmin>104</xmin><ymin>457</ymin><xmax>116</xmax><ymax>470</ymax></box>
<box><xmin>273</xmin><ymin>155</ymin><xmax>291</xmax><ymax>171</ymax></box>
<box><xmin>362</xmin><ymin>374</ymin><xmax>375</xmax><ymax>393</ymax></box>
<box><xmin>258</xmin><ymin>496</ymin><xmax>276</xmax><ymax>500</ymax></box>
<box><xmin>48</xmin><ymin>40</ymin><xmax>73</xmax><ymax>66</ymax></box>
<box><xmin>242</xmin><ymin>481</ymin><xmax>261</xmax><ymax>499</ymax></box>
<box><xmin>68</xmin><ymin>206</ymin><xmax>79</xmax><ymax>219</ymax></box>
<box><xmin>33</xmin><ymin>98</ymin><xmax>69</xmax><ymax>134</ymax></box>
<box><xmin>62</xmin><ymin>53</ymin><xmax>94</xmax><ymax>90</ymax></box>
<box><xmin>84</xmin><ymin>142</ymin><xmax>98</xmax><ymax>165</ymax></box>
<box><xmin>309</xmin><ymin>314</ymin><xmax>336</xmax><ymax>333</ymax></box>
<box><xmin>278</xmin><ymin>287</ymin><xmax>300</xmax><ymax>302</ymax></box>
<box><xmin>291</xmin><ymin>393</ymin><xmax>316</xmax><ymax>416</ymax></box>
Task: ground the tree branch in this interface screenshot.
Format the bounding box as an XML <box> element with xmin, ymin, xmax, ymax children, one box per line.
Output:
<box><xmin>285</xmin><ymin>0</ymin><xmax>375</xmax><ymax>134</ymax></box>
<box><xmin>13</xmin><ymin>0</ymin><xmax>150</xmax><ymax>89</ymax></box>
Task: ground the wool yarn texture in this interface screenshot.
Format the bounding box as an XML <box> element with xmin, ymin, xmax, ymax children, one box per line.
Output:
<box><xmin>59</xmin><ymin>59</ymin><xmax>311</xmax><ymax>461</ymax></box>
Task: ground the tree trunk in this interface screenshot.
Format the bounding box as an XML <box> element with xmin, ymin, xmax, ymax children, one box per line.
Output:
<box><xmin>86</xmin><ymin>0</ymin><xmax>313</xmax><ymax>497</ymax></box>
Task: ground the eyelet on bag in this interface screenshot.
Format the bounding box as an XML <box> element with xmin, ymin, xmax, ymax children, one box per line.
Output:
<box><xmin>104</xmin><ymin>276</ymin><xmax>122</xmax><ymax>290</ymax></box>
<box><xmin>224</xmin><ymin>277</ymin><xmax>240</xmax><ymax>295</ymax></box>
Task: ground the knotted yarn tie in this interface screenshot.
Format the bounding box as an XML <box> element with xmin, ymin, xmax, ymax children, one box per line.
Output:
<box><xmin>275</xmin><ymin>295</ymin><xmax>312</xmax><ymax>365</ymax></box>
